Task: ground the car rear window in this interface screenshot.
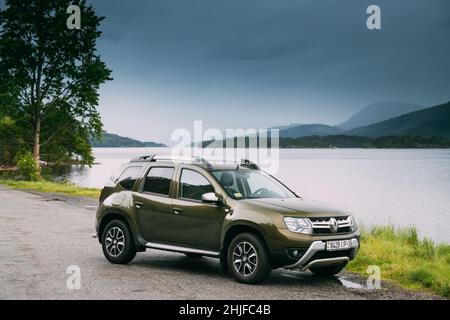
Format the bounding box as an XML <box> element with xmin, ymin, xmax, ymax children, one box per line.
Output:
<box><xmin>116</xmin><ymin>166</ymin><xmax>143</xmax><ymax>190</ymax></box>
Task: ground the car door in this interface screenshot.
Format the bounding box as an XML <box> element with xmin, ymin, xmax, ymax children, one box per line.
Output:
<box><xmin>132</xmin><ymin>166</ymin><xmax>175</xmax><ymax>243</ymax></box>
<box><xmin>171</xmin><ymin>168</ymin><xmax>226</xmax><ymax>252</ymax></box>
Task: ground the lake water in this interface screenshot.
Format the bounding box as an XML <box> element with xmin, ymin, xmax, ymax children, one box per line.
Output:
<box><xmin>58</xmin><ymin>148</ymin><xmax>450</xmax><ymax>243</ymax></box>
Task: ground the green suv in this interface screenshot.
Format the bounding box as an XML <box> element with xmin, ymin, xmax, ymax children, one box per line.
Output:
<box><xmin>95</xmin><ymin>155</ymin><xmax>360</xmax><ymax>284</ymax></box>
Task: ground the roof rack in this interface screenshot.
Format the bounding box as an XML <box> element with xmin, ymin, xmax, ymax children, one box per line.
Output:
<box><xmin>129</xmin><ymin>154</ymin><xmax>213</xmax><ymax>169</ymax></box>
<box><xmin>240</xmin><ymin>159</ymin><xmax>260</xmax><ymax>170</ymax></box>
<box><xmin>129</xmin><ymin>155</ymin><xmax>260</xmax><ymax>170</ymax></box>
<box><xmin>129</xmin><ymin>154</ymin><xmax>156</xmax><ymax>162</ymax></box>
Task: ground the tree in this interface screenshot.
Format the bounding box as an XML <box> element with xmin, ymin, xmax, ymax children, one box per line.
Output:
<box><xmin>0</xmin><ymin>0</ymin><xmax>112</xmax><ymax>169</ymax></box>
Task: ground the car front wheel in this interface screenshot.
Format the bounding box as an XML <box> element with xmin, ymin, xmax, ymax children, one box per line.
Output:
<box><xmin>227</xmin><ymin>233</ymin><xmax>271</xmax><ymax>284</ymax></box>
<box><xmin>102</xmin><ymin>219</ymin><xmax>136</xmax><ymax>264</ymax></box>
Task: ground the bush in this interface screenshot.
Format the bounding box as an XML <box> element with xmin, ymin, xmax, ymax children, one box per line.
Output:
<box><xmin>407</xmin><ymin>267</ymin><xmax>434</xmax><ymax>288</ymax></box>
<box><xmin>16</xmin><ymin>152</ymin><xmax>40</xmax><ymax>181</ymax></box>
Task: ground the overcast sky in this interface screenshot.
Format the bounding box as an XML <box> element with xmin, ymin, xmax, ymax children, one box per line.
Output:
<box><xmin>6</xmin><ymin>0</ymin><xmax>450</xmax><ymax>144</ymax></box>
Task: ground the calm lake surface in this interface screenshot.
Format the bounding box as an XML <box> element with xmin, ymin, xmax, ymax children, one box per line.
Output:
<box><xmin>58</xmin><ymin>148</ymin><xmax>450</xmax><ymax>243</ymax></box>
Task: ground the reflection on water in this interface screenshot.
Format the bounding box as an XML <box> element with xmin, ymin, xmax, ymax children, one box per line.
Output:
<box><xmin>57</xmin><ymin>147</ymin><xmax>450</xmax><ymax>242</ymax></box>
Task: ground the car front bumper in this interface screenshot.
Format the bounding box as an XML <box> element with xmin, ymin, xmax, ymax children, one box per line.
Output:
<box><xmin>283</xmin><ymin>238</ymin><xmax>359</xmax><ymax>270</ymax></box>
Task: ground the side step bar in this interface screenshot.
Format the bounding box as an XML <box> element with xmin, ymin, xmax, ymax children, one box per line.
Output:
<box><xmin>145</xmin><ymin>242</ymin><xmax>220</xmax><ymax>258</ymax></box>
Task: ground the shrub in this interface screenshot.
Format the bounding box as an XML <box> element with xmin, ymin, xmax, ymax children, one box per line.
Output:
<box><xmin>16</xmin><ymin>151</ymin><xmax>40</xmax><ymax>181</ymax></box>
<box><xmin>407</xmin><ymin>267</ymin><xmax>435</xmax><ymax>288</ymax></box>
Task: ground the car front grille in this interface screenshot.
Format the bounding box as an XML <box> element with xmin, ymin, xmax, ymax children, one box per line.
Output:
<box><xmin>308</xmin><ymin>216</ymin><xmax>353</xmax><ymax>235</ymax></box>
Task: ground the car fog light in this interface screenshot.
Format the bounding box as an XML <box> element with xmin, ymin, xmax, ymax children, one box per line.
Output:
<box><xmin>288</xmin><ymin>248</ymin><xmax>305</xmax><ymax>259</ymax></box>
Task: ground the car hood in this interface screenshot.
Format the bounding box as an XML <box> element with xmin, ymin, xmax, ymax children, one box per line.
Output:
<box><xmin>240</xmin><ymin>197</ymin><xmax>348</xmax><ymax>218</ymax></box>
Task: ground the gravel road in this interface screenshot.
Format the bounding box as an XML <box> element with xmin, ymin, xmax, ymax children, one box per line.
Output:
<box><xmin>0</xmin><ymin>185</ymin><xmax>440</xmax><ymax>300</ymax></box>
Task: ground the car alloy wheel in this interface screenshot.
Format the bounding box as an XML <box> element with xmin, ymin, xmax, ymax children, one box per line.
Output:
<box><xmin>233</xmin><ymin>241</ymin><xmax>258</xmax><ymax>276</ymax></box>
<box><xmin>105</xmin><ymin>226</ymin><xmax>125</xmax><ymax>257</ymax></box>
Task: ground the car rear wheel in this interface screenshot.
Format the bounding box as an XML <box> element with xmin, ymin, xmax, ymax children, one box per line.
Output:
<box><xmin>227</xmin><ymin>233</ymin><xmax>271</xmax><ymax>284</ymax></box>
<box><xmin>309</xmin><ymin>262</ymin><xmax>347</xmax><ymax>276</ymax></box>
<box><xmin>102</xmin><ymin>219</ymin><xmax>136</xmax><ymax>264</ymax></box>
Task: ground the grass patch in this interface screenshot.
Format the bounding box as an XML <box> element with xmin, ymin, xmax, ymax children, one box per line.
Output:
<box><xmin>0</xmin><ymin>179</ymin><xmax>100</xmax><ymax>198</ymax></box>
<box><xmin>348</xmin><ymin>225</ymin><xmax>450</xmax><ymax>298</ymax></box>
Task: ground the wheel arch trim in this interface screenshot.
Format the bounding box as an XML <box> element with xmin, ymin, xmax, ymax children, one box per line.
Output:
<box><xmin>220</xmin><ymin>220</ymin><xmax>269</xmax><ymax>258</ymax></box>
<box><xmin>98</xmin><ymin>209</ymin><xmax>145</xmax><ymax>247</ymax></box>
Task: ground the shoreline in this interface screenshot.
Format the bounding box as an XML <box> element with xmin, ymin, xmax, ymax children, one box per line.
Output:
<box><xmin>0</xmin><ymin>160</ymin><xmax>101</xmax><ymax>173</ymax></box>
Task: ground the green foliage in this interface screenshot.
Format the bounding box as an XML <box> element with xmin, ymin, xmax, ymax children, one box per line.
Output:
<box><xmin>407</xmin><ymin>267</ymin><xmax>434</xmax><ymax>288</ymax></box>
<box><xmin>0</xmin><ymin>0</ymin><xmax>112</xmax><ymax>166</ymax></box>
<box><xmin>16</xmin><ymin>151</ymin><xmax>40</xmax><ymax>181</ymax></box>
<box><xmin>0</xmin><ymin>116</ymin><xmax>21</xmax><ymax>164</ymax></box>
<box><xmin>348</xmin><ymin>225</ymin><xmax>450</xmax><ymax>298</ymax></box>
<box><xmin>203</xmin><ymin>134</ymin><xmax>450</xmax><ymax>149</ymax></box>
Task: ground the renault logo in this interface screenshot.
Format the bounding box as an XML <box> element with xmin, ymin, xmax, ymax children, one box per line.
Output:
<box><xmin>329</xmin><ymin>218</ymin><xmax>339</xmax><ymax>233</ymax></box>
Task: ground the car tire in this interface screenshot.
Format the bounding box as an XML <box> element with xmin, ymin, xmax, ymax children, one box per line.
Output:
<box><xmin>102</xmin><ymin>219</ymin><xmax>136</xmax><ymax>264</ymax></box>
<box><xmin>227</xmin><ymin>232</ymin><xmax>271</xmax><ymax>284</ymax></box>
<box><xmin>309</xmin><ymin>262</ymin><xmax>347</xmax><ymax>276</ymax></box>
<box><xmin>184</xmin><ymin>253</ymin><xmax>203</xmax><ymax>258</ymax></box>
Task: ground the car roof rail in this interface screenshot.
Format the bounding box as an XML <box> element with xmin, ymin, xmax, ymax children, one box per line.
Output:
<box><xmin>153</xmin><ymin>155</ymin><xmax>212</xmax><ymax>168</ymax></box>
<box><xmin>129</xmin><ymin>154</ymin><xmax>213</xmax><ymax>169</ymax></box>
<box><xmin>129</xmin><ymin>155</ymin><xmax>259</xmax><ymax>170</ymax></box>
<box><xmin>240</xmin><ymin>159</ymin><xmax>260</xmax><ymax>170</ymax></box>
<box><xmin>129</xmin><ymin>154</ymin><xmax>156</xmax><ymax>162</ymax></box>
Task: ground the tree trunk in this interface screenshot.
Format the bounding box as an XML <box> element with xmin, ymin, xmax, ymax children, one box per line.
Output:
<box><xmin>33</xmin><ymin>112</ymin><xmax>41</xmax><ymax>170</ymax></box>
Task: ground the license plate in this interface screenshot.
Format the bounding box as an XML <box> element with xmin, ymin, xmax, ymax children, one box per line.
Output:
<box><xmin>326</xmin><ymin>240</ymin><xmax>351</xmax><ymax>251</ymax></box>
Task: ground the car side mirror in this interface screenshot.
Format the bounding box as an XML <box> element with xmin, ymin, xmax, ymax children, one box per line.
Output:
<box><xmin>201</xmin><ymin>192</ymin><xmax>220</xmax><ymax>204</ymax></box>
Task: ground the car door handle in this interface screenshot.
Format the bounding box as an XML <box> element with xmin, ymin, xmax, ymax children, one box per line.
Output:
<box><xmin>173</xmin><ymin>207</ymin><xmax>183</xmax><ymax>215</ymax></box>
<box><xmin>134</xmin><ymin>202</ymin><xmax>144</xmax><ymax>209</ymax></box>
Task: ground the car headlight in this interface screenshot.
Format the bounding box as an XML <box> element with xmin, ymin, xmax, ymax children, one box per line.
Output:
<box><xmin>348</xmin><ymin>215</ymin><xmax>358</xmax><ymax>232</ymax></box>
<box><xmin>283</xmin><ymin>217</ymin><xmax>313</xmax><ymax>234</ymax></box>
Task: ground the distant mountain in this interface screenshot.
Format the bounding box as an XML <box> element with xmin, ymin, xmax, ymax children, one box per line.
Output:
<box><xmin>279</xmin><ymin>124</ymin><xmax>344</xmax><ymax>138</ymax></box>
<box><xmin>347</xmin><ymin>101</ymin><xmax>450</xmax><ymax>138</ymax></box>
<box><xmin>92</xmin><ymin>132</ymin><xmax>167</xmax><ymax>147</ymax></box>
<box><xmin>270</xmin><ymin>123</ymin><xmax>303</xmax><ymax>130</ymax></box>
<box><xmin>338</xmin><ymin>102</ymin><xmax>424</xmax><ymax>130</ymax></box>
<box><xmin>279</xmin><ymin>135</ymin><xmax>450</xmax><ymax>148</ymax></box>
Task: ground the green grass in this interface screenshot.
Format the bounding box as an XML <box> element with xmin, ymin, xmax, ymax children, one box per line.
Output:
<box><xmin>348</xmin><ymin>225</ymin><xmax>450</xmax><ymax>298</ymax></box>
<box><xmin>0</xmin><ymin>179</ymin><xmax>100</xmax><ymax>198</ymax></box>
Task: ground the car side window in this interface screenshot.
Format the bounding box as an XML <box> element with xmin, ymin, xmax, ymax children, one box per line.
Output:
<box><xmin>117</xmin><ymin>166</ymin><xmax>143</xmax><ymax>190</ymax></box>
<box><xmin>143</xmin><ymin>167</ymin><xmax>174</xmax><ymax>196</ymax></box>
<box><xmin>180</xmin><ymin>169</ymin><xmax>214</xmax><ymax>201</ymax></box>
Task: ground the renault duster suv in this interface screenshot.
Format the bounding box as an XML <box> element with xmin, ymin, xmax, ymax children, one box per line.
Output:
<box><xmin>95</xmin><ymin>155</ymin><xmax>360</xmax><ymax>284</ymax></box>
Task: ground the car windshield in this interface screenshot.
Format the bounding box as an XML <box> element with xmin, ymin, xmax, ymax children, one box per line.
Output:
<box><xmin>211</xmin><ymin>169</ymin><xmax>297</xmax><ymax>200</ymax></box>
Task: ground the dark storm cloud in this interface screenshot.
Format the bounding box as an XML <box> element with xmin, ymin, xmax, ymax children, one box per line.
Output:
<box><xmin>83</xmin><ymin>0</ymin><xmax>450</xmax><ymax>143</ymax></box>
